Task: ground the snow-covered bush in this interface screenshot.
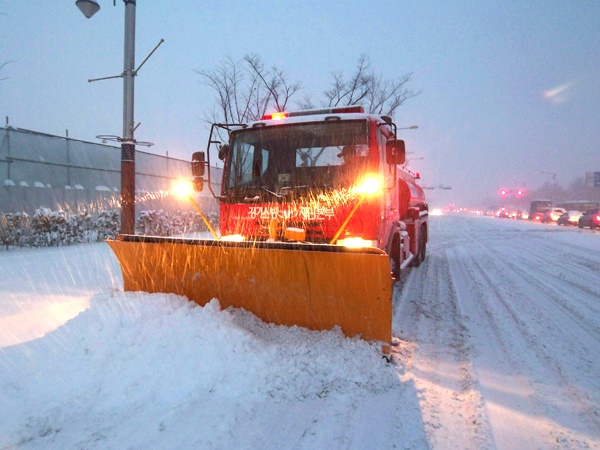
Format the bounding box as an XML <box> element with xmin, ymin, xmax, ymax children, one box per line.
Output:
<box><xmin>26</xmin><ymin>208</ymin><xmax>93</xmax><ymax>247</ymax></box>
<box><xmin>0</xmin><ymin>208</ymin><xmax>219</xmax><ymax>250</ymax></box>
<box><xmin>135</xmin><ymin>209</ymin><xmax>218</xmax><ymax>237</ymax></box>
<box><xmin>28</xmin><ymin>208</ymin><xmax>57</xmax><ymax>247</ymax></box>
<box><xmin>94</xmin><ymin>209</ymin><xmax>120</xmax><ymax>241</ymax></box>
<box><xmin>0</xmin><ymin>212</ymin><xmax>30</xmax><ymax>249</ymax></box>
<box><xmin>136</xmin><ymin>210</ymin><xmax>173</xmax><ymax>236</ymax></box>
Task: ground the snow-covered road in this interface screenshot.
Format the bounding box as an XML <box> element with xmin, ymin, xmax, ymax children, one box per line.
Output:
<box><xmin>0</xmin><ymin>214</ymin><xmax>599</xmax><ymax>449</ymax></box>
<box><xmin>394</xmin><ymin>214</ymin><xmax>600</xmax><ymax>449</ymax></box>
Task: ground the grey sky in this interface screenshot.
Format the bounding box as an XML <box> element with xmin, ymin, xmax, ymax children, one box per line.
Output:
<box><xmin>1</xmin><ymin>1</ymin><xmax>599</xmax><ymax>207</ymax></box>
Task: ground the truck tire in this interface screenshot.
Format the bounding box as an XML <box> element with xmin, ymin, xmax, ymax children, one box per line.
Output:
<box><xmin>412</xmin><ymin>226</ymin><xmax>427</xmax><ymax>267</ymax></box>
<box><xmin>389</xmin><ymin>234</ymin><xmax>401</xmax><ymax>280</ymax></box>
<box><xmin>419</xmin><ymin>227</ymin><xmax>427</xmax><ymax>264</ymax></box>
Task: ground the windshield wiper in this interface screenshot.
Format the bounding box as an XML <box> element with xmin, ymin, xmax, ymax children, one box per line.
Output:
<box><xmin>238</xmin><ymin>186</ymin><xmax>282</xmax><ymax>202</ymax></box>
<box><xmin>260</xmin><ymin>186</ymin><xmax>284</xmax><ymax>198</ymax></box>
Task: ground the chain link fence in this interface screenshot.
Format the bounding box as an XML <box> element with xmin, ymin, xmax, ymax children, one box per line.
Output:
<box><xmin>0</xmin><ymin>126</ymin><xmax>222</xmax><ymax>215</ymax></box>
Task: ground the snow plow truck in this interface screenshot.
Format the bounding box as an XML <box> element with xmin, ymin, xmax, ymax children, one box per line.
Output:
<box><xmin>107</xmin><ymin>106</ymin><xmax>428</xmax><ymax>354</ymax></box>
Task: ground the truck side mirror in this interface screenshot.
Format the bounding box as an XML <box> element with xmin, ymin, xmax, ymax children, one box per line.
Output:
<box><xmin>193</xmin><ymin>177</ymin><xmax>204</xmax><ymax>192</ymax></box>
<box><xmin>386</xmin><ymin>139</ymin><xmax>406</xmax><ymax>165</ymax></box>
<box><xmin>192</xmin><ymin>151</ymin><xmax>206</xmax><ymax>177</ymax></box>
<box><xmin>218</xmin><ymin>144</ymin><xmax>230</xmax><ymax>161</ymax></box>
<box><xmin>192</xmin><ymin>152</ymin><xmax>206</xmax><ymax>192</ymax></box>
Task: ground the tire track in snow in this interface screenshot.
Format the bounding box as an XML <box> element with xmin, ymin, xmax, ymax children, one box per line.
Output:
<box><xmin>459</xmin><ymin>226</ymin><xmax>600</xmax><ymax>399</ymax></box>
<box><xmin>447</xmin><ymin>219</ymin><xmax>600</xmax><ymax>449</ymax></box>
<box><xmin>448</xmin><ymin>247</ymin><xmax>555</xmax><ymax>448</ymax></box>
<box><xmin>489</xmin><ymin>236</ymin><xmax>600</xmax><ymax>336</ymax></box>
<box><xmin>506</xmin><ymin>229</ymin><xmax>600</xmax><ymax>302</ymax></box>
<box><xmin>492</xmin><ymin>243</ymin><xmax>600</xmax><ymax>350</ymax></box>
<box><xmin>392</xmin><ymin>244</ymin><xmax>494</xmax><ymax>449</ymax></box>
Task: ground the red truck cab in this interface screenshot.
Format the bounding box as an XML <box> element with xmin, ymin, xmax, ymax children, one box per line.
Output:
<box><xmin>193</xmin><ymin>106</ymin><xmax>428</xmax><ymax>279</ymax></box>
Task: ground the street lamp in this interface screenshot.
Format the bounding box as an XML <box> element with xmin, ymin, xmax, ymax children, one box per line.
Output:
<box><xmin>76</xmin><ymin>0</ymin><xmax>162</xmax><ymax>235</ymax></box>
<box><xmin>421</xmin><ymin>185</ymin><xmax>452</xmax><ymax>190</ymax></box>
<box><xmin>76</xmin><ymin>0</ymin><xmax>100</xmax><ymax>18</ymax></box>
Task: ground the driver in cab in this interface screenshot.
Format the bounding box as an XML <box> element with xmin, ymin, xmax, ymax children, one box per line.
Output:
<box><xmin>338</xmin><ymin>143</ymin><xmax>368</xmax><ymax>166</ymax></box>
<box><xmin>337</xmin><ymin>143</ymin><xmax>369</xmax><ymax>185</ymax></box>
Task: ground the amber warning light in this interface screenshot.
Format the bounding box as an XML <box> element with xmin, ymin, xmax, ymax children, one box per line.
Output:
<box><xmin>262</xmin><ymin>112</ymin><xmax>289</xmax><ymax>121</ymax></box>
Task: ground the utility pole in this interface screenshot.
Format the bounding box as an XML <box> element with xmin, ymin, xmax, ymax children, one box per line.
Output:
<box><xmin>120</xmin><ymin>0</ymin><xmax>136</xmax><ymax>234</ymax></box>
<box><xmin>541</xmin><ymin>171</ymin><xmax>557</xmax><ymax>203</ymax></box>
<box><xmin>76</xmin><ymin>0</ymin><xmax>162</xmax><ymax>234</ymax></box>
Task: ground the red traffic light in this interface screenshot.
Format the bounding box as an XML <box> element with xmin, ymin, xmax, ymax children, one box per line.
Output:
<box><xmin>516</xmin><ymin>189</ymin><xmax>525</xmax><ymax>196</ymax></box>
<box><xmin>500</xmin><ymin>189</ymin><xmax>509</xmax><ymax>196</ymax></box>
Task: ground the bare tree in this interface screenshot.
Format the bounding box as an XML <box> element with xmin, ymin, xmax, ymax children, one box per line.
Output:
<box><xmin>197</xmin><ymin>54</ymin><xmax>418</xmax><ymax>125</ymax></box>
<box><xmin>0</xmin><ymin>61</ymin><xmax>12</xmax><ymax>82</ymax></box>
<box><xmin>195</xmin><ymin>57</ymin><xmax>256</xmax><ymax>124</ymax></box>
<box><xmin>0</xmin><ymin>10</ymin><xmax>9</xmax><ymax>83</ymax></box>
<box><xmin>196</xmin><ymin>55</ymin><xmax>301</xmax><ymax>125</ymax></box>
<box><xmin>296</xmin><ymin>93</ymin><xmax>316</xmax><ymax>110</ymax></box>
<box><xmin>324</xmin><ymin>55</ymin><xmax>419</xmax><ymax>117</ymax></box>
<box><xmin>243</xmin><ymin>54</ymin><xmax>301</xmax><ymax>114</ymax></box>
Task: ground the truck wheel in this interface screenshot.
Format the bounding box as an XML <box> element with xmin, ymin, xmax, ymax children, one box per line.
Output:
<box><xmin>419</xmin><ymin>230</ymin><xmax>427</xmax><ymax>263</ymax></box>
<box><xmin>389</xmin><ymin>234</ymin><xmax>401</xmax><ymax>280</ymax></box>
<box><xmin>412</xmin><ymin>227</ymin><xmax>427</xmax><ymax>267</ymax></box>
<box><xmin>412</xmin><ymin>235</ymin><xmax>422</xmax><ymax>267</ymax></box>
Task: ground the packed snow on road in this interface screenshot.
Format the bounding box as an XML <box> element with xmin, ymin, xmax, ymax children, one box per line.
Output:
<box><xmin>0</xmin><ymin>214</ymin><xmax>598</xmax><ymax>449</ymax></box>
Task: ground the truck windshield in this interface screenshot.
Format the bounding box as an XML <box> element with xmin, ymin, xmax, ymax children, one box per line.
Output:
<box><xmin>225</xmin><ymin>120</ymin><xmax>369</xmax><ymax>198</ymax></box>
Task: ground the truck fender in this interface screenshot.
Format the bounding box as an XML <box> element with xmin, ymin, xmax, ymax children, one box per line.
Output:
<box><xmin>383</xmin><ymin>220</ymin><xmax>405</xmax><ymax>254</ymax></box>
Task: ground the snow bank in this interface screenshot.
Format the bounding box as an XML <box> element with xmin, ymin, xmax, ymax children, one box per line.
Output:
<box><xmin>0</xmin><ymin>292</ymin><xmax>415</xmax><ymax>449</ymax></box>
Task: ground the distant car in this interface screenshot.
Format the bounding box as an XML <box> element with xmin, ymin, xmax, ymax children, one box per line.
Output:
<box><xmin>578</xmin><ymin>208</ymin><xmax>600</xmax><ymax>230</ymax></box>
<box><xmin>542</xmin><ymin>207</ymin><xmax>566</xmax><ymax>223</ymax></box>
<box><xmin>557</xmin><ymin>210</ymin><xmax>583</xmax><ymax>226</ymax></box>
<box><xmin>496</xmin><ymin>209</ymin><xmax>509</xmax><ymax>218</ymax></box>
<box><xmin>532</xmin><ymin>208</ymin><xmax>550</xmax><ymax>222</ymax></box>
<box><xmin>518</xmin><ymin>211</ymin><xmax>529</xmax><ymax>220</ymax></box>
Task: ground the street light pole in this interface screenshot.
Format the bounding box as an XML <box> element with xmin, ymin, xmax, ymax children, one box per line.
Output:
<box><xmin>541</xmin><ymin>171</ymin><xmax>557</xmax><ymax>203</ymax></box>
<box><xmin>121</xmin><ymin>0</ymin><xmax>136</xmax><ymax>235</ymax></box>
<box><xmin>76</xmin><ymin>0</ymin><xmax>139</xmax><ymax>235</ymax></box>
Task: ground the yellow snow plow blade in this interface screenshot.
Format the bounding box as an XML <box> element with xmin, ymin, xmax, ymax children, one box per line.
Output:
<box><xmin>107</xmin><ymin>235</ymin><xmax>392</xmax><ymax>352</ymax></box>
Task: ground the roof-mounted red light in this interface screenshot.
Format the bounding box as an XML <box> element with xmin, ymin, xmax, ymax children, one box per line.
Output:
<box><xmin>287</xmin><ymin>106</ymin><xmax>365</xmax><ymax>118</ymax></box>
<box><xmin>329</xmin><ymin>106</ymin><xmax>365</xmax><ymax>114</ymax></box>
<box><xmin>261</xmin><ymin>106</ymin><xmax>365</xmax><ymax>121</ymax></box>
<box><xmin>261</xmin><ymin>112</ymin><xmax>289</xmax><ymax>121</ymax></box>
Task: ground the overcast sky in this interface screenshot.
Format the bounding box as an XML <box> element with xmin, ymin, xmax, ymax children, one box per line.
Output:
<box><xmin>1</xmin><ymin>1</ymin><xmax>599</xmax><ymax>207</ymax></box>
